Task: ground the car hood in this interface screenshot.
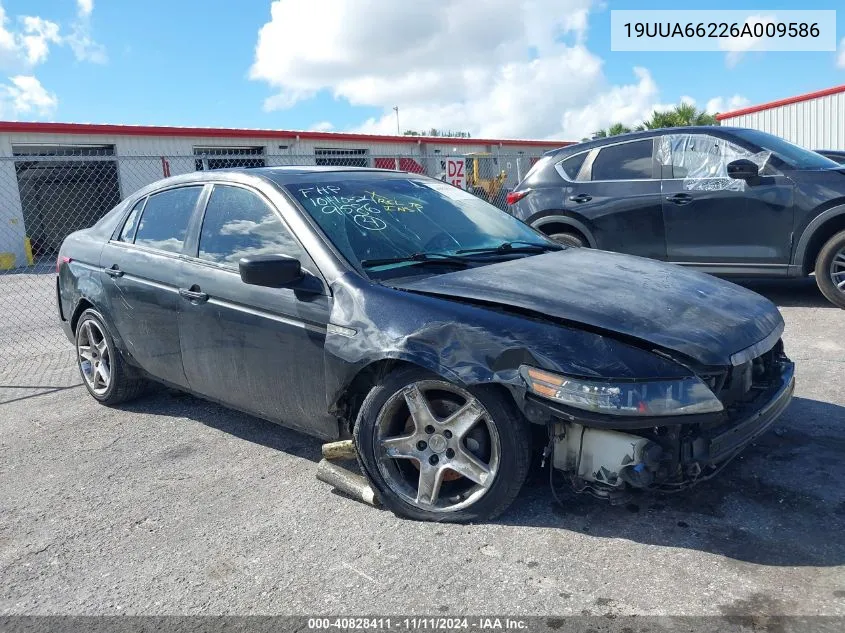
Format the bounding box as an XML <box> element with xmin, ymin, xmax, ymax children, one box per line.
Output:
<box><xmin>391</xmin><ymin>249</ymin><xmax>784</xmax><ymax>367</ymax></box>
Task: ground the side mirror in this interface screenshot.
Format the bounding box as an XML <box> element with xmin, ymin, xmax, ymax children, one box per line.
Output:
<box><xmin>727</xmin><ymin>159</ymin><xmax>760</xmax><ymax>180</ymax></box>
<box><xmin>239</xmin><ymin>254</ymin><xmax>303</xmax><ymax>288</ymax></box>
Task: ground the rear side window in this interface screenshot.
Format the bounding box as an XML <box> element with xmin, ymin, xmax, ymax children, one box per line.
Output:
<box><xmin>591</xmin><ymin>140</ymin><xmax>654</xmax><ymax>181</ymax></box>
<box><xmin>197</xmin><ymin>184</ymin><xmax>304</xmax><ymax>267</ymax></box>
<box><xmin>118</xmin><ymin>198</ymin><xmax>145</xmax><ymax>242</ymax></box>
<box><xmin>558</xmin><ymin>152</ymin><xmax>587</xmax><ymax>180</ymax></box>
<box><xmin>134</xmin><ymin>186</ymin><xmax>202</xmax><ymax>254</ymax></box>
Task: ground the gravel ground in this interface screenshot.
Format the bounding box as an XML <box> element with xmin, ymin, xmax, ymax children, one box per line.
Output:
<box><xmin>0</xmin><ymin>273</ymin><xmax>843</xmax><ymax>618</ymax></box>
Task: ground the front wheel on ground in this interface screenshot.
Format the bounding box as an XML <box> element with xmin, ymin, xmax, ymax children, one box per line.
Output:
<box><xmin>354</xmin><ymin>367</ymin><xmax>532</xmax><ymax>523</ymax></box>
<box><xmin>814</xmin><ymin>229</ymin><xmax>845</xmax><ymax>309</ymax></box>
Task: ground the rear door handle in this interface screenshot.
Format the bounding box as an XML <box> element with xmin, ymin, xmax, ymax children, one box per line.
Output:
<box><xmin>179</xmin><ymin>287</ymin><xmax>209</xmax><ymax>304</ymax></box>
<box><xmin>666</xmin><ymin>193</ymin><xmax>693</xmax><ymax>205</ymax></box>
<box><xmin>105</xmin><ymin>265</ymin><xmax>123</xmax><ymax>278</ymax></box>
<box><xmin>569</xmin><ymin>193</ymin><xmax>592</xmax><ymax>203</ymax></box>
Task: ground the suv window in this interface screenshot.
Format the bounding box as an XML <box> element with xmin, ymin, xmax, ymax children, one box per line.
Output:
<box><xmin>591</xmin><ymin>139</ymin><xmax>654</xmax><ymax>181</ymax></box>
<box><xmin>660</xmin><ymin>134</ymin><xmax>750</xmax><ymax>179</ymax></box>
<box><xmin>197</xmin><ymin>184</ymin><xmax>304</xmax><ymax>267</ymax></box>
<box><xmin>558</xmin><ymin>152</ymin><xmax>587</xmax><ymax>180</ymax></box>
<box><xmin>134</xmin><ymin>186</ymin><xmax>202</xmax><ymax>253</ymax></box>
<box><xmin>118</xmin><ymin>198</ymin><xmax>145</xmax><ymax>242</ymax></box>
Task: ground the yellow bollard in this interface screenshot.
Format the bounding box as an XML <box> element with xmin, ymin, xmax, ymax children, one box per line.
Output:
<box><xmin>23</xmin><ymin>237</ymin><xmax>33</xmax><ymax>266</ymax></box>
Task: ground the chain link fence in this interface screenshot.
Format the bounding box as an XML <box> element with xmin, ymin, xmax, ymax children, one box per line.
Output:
<box><xmin>0</xmin><ymin>149</ymin><xmax>542</xmax><ymax>371</ymax></box>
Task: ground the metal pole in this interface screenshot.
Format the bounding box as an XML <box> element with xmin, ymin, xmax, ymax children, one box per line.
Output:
<box><xmin>393</xmin><ymin>106</ymin><xmax>400</xmax><ymax>135</ymax></box>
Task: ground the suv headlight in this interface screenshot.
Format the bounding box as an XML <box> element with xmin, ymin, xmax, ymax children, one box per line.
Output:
<box><xmin>520</xmin><ymin>366</ymin><xmax>724</xmax><ymax>416</ymax></box>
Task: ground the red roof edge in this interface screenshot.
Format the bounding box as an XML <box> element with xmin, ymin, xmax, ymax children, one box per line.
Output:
<box><xmin>716</xmin><ymin>84</ymin><xmax>845</xmax><ymax>120</ymax></box>
<box><xmin>0</xmin><ymin>121</ymin><xmax>572</xmax><ymax>148</ymax></box>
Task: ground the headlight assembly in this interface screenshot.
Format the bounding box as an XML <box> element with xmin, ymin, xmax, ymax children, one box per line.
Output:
<box><xmin>520</xmin><ymin>365</ymin><xmax>724</xmax><ymax>416</ymax></box>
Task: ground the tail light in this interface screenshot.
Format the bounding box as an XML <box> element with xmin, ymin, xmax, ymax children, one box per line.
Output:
<box><xmin>56</xmin><ymin>255</ymin><xmax>71</xmax><ymax>273</ymax></box>
<box><xmin>506</xmin><ymin>190</ymin><xmax>530</xmax><ymax>205</ymax></box>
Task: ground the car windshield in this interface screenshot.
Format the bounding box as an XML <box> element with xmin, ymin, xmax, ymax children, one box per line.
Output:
<box><xmin>732</xmin><ymin>129</ymin><xmax>841</xmax><ymax>170</ymax></box>
<box><xmin>285</xmin><ymin>176</ymin><xmax>556</xmax><ymax>277</ymax></box>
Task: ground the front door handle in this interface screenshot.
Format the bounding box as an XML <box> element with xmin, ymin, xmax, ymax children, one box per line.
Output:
<box><xmin>569</xmin><ymin>193</ymin><xmax>592</xmax><ymax>203</ymax></box>
<box><xmin>105</xmin><ymin>265</ymin><xmax>123</xmax><ymax>278</ymax></box>
<box><xmin>666</xmin><ymin>193</ymin><xmax>694</xmax><ymax>205</ymax></box>
<box><xmin>179</xmin><ymin>287</ymin><xmax>209</xmax><ymax>304</ymax></box>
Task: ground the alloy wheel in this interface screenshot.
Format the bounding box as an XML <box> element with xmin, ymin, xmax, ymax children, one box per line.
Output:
<box><xmin>830</xmin><ymin>246</ymin><xmax>845</xmax><ymax>294</ymax></box>
<box><xmin>77</xmin><ymin>320</ymin><xmax>111</xmax><ymax>395</ymax></box>
<box><xmin>374</xmin><ymin>380</ymin><xmax>501</xmax><ymax>513</ymax></box>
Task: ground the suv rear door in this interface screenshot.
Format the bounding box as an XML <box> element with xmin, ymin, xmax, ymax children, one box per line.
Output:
<box><xmin>659</xmin><ymin>133</ymin><xmax>794</xmax><ymax>270</ymax></box>
<box><xmin>563</xmin><ymin>137</ymin><xmax>666</xmax><ymax>260</ymax></box>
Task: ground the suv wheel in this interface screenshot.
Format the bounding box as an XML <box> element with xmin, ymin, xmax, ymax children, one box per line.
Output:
<box><xmin>549</xmin><ymin>231</ymin><xmax>586</xmax><ymax>248</ymax></box>
<box><xmin>814</xmin><ymin>229</ymin><xmax>845</xmax><ymax>308</ymax></box>
<box><xmin>354</xmin><ymin>367</ymin><xmax>531</xmax><ymax>523</ymax></box>
<box><xmin>76</xmin><ymin>309</ymin><xmax>148</xmax><ymax>404</ymax></box>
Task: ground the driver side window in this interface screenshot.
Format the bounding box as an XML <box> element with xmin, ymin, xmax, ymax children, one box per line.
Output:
<box><xmin>197</xmin><ymin>185</ymin><xmax>305</xmax><ymax>268</ymax></box>
<box><xmin>660</xmin><ymin>134</ymin><xmax>750</xmax><ymax>179</ymax></box>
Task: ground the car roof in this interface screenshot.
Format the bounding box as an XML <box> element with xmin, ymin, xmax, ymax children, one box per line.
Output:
<box><xmin>250</xmin><ymin>165</ymin><xmax>419</xmax><ymax>185</ymax></box>
<box><xmin>542</xmin><ymin>125</ymin><xmax>759</xmax><ymax>158</ymax></box>
<box><xmin>131</xmin><ymin>165</ymin><xmax>421</xmax><ymax>195</ymax></box>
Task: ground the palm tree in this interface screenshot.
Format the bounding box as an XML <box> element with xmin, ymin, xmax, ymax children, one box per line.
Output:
<box><xmin>608</xmin><ymin>123</ymin><xmax>632</xmax><ymax>136</ymax></box>
<box><xmin>589</xmin><ymin>104</ymin><xmax>718</xmax><ymax>141</ymax></box>
<box><xmin>590</xmin><ymin>123</ymin><xmax>632</xmax><ymax>140</ymax></box>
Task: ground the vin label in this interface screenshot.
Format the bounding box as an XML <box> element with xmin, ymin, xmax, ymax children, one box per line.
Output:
<box><xmin>610</xmin><ymin>10</ymin><xmax>836</xmax><ymax>52</ymax></box>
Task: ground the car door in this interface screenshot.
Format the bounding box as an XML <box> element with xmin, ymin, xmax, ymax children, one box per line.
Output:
<box><xmin>100</xmin><ymin>185</ymin><xmax>205</xmax><ymax>388</ymax></box>
<box><xmin>563</xmin><ymin>137</ymin><xmax>666</xmax><ymax>260</ymax></box>
<box><xmin>177</xmin><ymin>182</ymin><xmax>336</xmax><ymax>438</ymax></box>
<box><xmin>659</xmin><ymin>133</ymin><xmax>794</xmax><ymax>269</ymax></box>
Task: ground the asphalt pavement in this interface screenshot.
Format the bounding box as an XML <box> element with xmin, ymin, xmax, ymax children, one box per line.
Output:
<box><xmin>1</xmin><ymin>273</ymin><xmax>843</xmax><ymax>618</ymax></box>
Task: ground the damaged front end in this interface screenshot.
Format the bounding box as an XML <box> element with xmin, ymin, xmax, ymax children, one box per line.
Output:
<box><xmin>522</xmin><ymin>340</ymin><xmax>795</xmax><ymax>502</ymax></box>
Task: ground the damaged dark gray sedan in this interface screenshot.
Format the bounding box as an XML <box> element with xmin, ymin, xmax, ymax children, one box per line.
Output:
<box><xmin>56</xmin><ymin>167</ymin><xmax>795</xmax><ymax>522</ymax></box>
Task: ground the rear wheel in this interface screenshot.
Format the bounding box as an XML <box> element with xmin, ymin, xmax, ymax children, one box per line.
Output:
<box><xmin>814</xmin><ymin>230</ymin><xmax>845</xmax><ymax>308</ymax></box>
<box><xmin>354</xmin><ymin>368</ymin><xmax>532</xmax><ymax>523</ymax></box>
<box><xmin>76</xmin><ymin>309</ymin><xmax>148</xmax><ymax>404</ymax></box>
<box><xmin>549</xmin><ymin>231</ymin><xmax>586</xmax><ymax>248</ymax></box>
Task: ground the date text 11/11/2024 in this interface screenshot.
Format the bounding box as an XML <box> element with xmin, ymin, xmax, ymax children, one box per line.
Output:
<box><xmin>307</xmin><ymin>617</ymin><xmax>529</xmax><ymax>630</ymax></box>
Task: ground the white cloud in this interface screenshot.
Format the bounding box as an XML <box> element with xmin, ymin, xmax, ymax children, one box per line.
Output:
<box><xmin>249</xmin><ymin>0</ymin><xmax>752</xmax><ymax>140</ymax></box>
<box><xmin>66</xmin><ymin>0</ymin><xmax>106</xmax><ymax>64</ymax></box>
<box><xmin>77</xmin><ymin>0</ymin><xmax>94</xmax><ymax>18</ymax></box>
<box><xmin>838</xmin><ymin>37</ymin><xmax>845</xmax><ymax>69</ymax></box>
<box><xmin>0</xmin><ymin>7</ymin><xmax>60</xmax><ymax>70</ymax></box>
<box><xmin>705</xmin><ymin>95</ymin><xmax>751</xmax><ymax>115</ymax></box>
<box><xmin>309</xmin><ymin>121</ymin><xmax>334</xmax><ymax>132</ymax></box>
<box><xmin>0</xmin><ymin>75</ymin><xmax>57</xmax><ymax>118</ymax></box>
<box><xmin>0</xmin><ymin>1</ymin><xmax>105</xmax><ymax>68</ymax></box>
<box><xmin>719</xmin><ymin>15</ymin><xmax>775</xmax><ymax>67</ymax></box>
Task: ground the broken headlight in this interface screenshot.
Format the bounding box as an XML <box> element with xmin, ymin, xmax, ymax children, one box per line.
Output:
<box><xmin>519</xmin><ymin>366</ymin><xmax>724</xmax><ymax>416</ymax></box>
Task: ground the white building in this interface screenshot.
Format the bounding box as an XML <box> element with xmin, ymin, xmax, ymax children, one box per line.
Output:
<box><xmin>0</xmin><ymin>122</ymin><xmax>569</xmax><ymax>269</ymax></box>
<box><xmin>717</xmin><ymin>84</ymin><xmax>845</xmax><ymax>151</ymax></box>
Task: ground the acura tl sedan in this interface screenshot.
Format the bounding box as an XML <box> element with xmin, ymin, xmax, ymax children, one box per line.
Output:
<box><xmin>57</xmin><ymin>167</ymin><xmax>795</xmax><ymax>522</ymax></box>
<box><xmin>507</xmin><ymin>127</ymin><xmax>845</xmax><ymax>308</ymax></box>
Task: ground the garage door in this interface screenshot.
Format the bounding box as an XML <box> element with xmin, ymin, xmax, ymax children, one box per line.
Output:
<box><xmin>13</xmin><ymin>144</ymin><xmax>121</xmax><ymax>258</ymax></box>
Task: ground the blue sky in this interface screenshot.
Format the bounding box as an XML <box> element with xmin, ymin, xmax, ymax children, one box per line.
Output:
<box><xmin>2</xmin><ymin>0</ymin><xmax>844</xmax><ymax>140</ymax></box>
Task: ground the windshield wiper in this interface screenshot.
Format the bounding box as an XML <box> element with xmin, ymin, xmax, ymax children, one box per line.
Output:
<box><xmin>361</xmin><ymin>252</ymin><xmax>471</xmax><ymax>269</ymax></box>
<box><xmin>455</xmin><ymin>240</ymin><xmax>562</xmax><ymax>255</ymax></box>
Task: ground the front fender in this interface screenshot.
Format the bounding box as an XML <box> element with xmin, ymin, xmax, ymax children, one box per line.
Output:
<box><xmin>793</xmin><ymin>203</ymin><xmax>845</xmax><ymax>273</ymax></box>
<box><xmin>323</xmin><ymin>273</ymin><xmax>691</xmax><ymax>417</ymax></box>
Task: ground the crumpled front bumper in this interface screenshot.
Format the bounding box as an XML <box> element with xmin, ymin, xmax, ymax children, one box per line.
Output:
<box><xmin>702</xmin><ymin>359</ymin><xmax>795</xmax><ymax>464</ymax></box>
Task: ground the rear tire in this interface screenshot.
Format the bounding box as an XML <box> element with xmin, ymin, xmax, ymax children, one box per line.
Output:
<box><xmin>549</xmin><ymin>231</ymin><xmax>586</xmax><ymax>248</ymax></box>
<box><xmin>354</xmin><ymin>367</ymin><xmax>532</xmax><ymax>523</ymax></box>
<box><xmin>75</xmin><ymin>309</ymin><xmax>148</xmax><ymax>405</ymax></box>
<box><xmin>814</xmin><ymin>230</ymin><xmax>845</xmax><ymax>309</ymax></box>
